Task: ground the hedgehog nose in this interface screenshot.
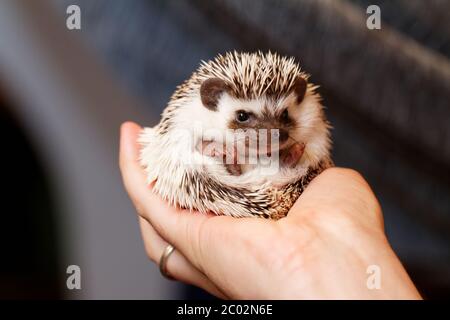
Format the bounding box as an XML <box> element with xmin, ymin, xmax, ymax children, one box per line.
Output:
<box><xmin>278</xmin><ymin>129</ymin><xmax>289</xmax><ymax>143</ymax></box>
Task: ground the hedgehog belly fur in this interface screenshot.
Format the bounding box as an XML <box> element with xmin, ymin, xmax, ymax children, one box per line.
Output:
<box><xmin>139</xmin><ymin>125</ymin><xmax>331</xmax><ymax>219</ymax></box>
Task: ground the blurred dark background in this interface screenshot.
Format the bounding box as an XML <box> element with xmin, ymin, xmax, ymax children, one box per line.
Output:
<box><xmin>0</xmin><ymin>0</ymin><xmax>449</xmax><ymax>299</ymax></box>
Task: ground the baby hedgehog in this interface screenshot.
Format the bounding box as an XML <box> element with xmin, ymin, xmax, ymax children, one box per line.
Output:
<box><xmin>139</xmin><ymin>51</ymin><xmax>332</xmax><ymax>219</ymax></box>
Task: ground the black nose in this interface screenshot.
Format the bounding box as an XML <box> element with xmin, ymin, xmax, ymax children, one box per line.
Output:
<box><xmin>278</xmin><ymin>129</ymin><xmax>289</xmax><ymax>143</ymax></box>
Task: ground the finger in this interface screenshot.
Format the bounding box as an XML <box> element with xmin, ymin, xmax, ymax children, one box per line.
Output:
<box><xmin>286</xmin><ymin>167</ymin><xmax>383</xmax><ymax>228</ymax></box>
<box><xmin>119</xmin><ymin>121</ymin><xmax>152</xmax><ymax>214</ymax></box>
<box><xmin>119</xmin><ymin>121</ymin><xmax>275</xmax><ymax>292</ymax></box>
<box><xmin>119</xmin><ymin>122</ymin><xmax>211</xmax><ymax>233</ymax></box>
<box><xmin>119</xmin><ymin>121</ymin><xmax>220</xmax><ymax>264</ymax></box>
<box><xmin>119</xmin><ymin>122</ymin><xmax>225</xmax><ymax>298</ymax></box>
<box><xmin>138</xmin><ymin>217</ymin><xmax>227</xmax><ymax>299</ymax></box>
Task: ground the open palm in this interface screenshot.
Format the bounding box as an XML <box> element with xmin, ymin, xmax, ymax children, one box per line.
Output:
<box><xmin>119</xmin><ymin>121</ymin><xmax>420</xmax><ymax>299</ymax></box>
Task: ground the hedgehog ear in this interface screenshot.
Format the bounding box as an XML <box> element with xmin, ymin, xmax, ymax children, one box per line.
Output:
<box><xmin>200</xmin><ymin>78</ymin><xmax>230</xmax><ymax>111</ymax></box>
<box><xmin>291</xmin><ymin>76</ymin><xmax>307</xmax><ymax>104</ymax></box>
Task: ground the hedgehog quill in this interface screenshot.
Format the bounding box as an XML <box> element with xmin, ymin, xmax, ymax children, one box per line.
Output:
<box><xmin>139</xmin><ymin>52</ymin><xmax>332</xmax><ymax>219</ymax></box>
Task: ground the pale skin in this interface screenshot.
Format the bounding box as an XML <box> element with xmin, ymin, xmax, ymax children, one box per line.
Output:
<box><xmin>119</xmin><ymin>121</ymin><xmax>422</xmax><ymax>299</ymax></box>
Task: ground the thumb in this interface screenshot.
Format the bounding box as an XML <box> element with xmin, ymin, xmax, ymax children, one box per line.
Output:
<box><xmin>286</xmin><ymin>168</ymin><xmax>383</xmax><ymax>228</ymax></box>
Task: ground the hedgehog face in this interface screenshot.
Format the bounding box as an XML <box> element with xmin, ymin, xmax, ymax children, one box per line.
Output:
<box><xmin>168</xmin><ymin>52</ymin><xmax>331</xmax><ymax>186</ymax></box>
<box><xmin>200</xmin><ymin>76</ymin><xmax>305</xmax><ymax>147</ymax></box>
<box><xmin>195</xmin><ymin>76</ymin><xmax>329</xmax><ymax>181</ymax></box>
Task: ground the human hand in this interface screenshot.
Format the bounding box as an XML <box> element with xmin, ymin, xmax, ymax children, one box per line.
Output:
<box><xmin>119</xmin><ymin>121</ymin><xmax>421</xmax><ymax>299</ymax></box>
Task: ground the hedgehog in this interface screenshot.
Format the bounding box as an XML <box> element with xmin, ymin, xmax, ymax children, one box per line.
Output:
<box><xmin>139</xmin><ymin>51</ymin><xmax>332</xmax><ymax>219</ymax></box>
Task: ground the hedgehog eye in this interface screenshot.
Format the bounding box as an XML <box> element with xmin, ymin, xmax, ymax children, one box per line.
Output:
<box><xmin>281</xmin><ymin>109</ymin><xmax>289</xmax><ymax>122</ymax></box>
<box><xmin>236</xmin><ymin>110</ymin><xmax>250</xmax><ymax>123</ymax></box>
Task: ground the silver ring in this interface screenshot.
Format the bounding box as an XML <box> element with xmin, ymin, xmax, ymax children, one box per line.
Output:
<box><xmin>159</xmin><ymin>244</ymin><xmax>175</xmax><ymax>280</ymax></box>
